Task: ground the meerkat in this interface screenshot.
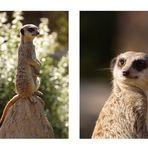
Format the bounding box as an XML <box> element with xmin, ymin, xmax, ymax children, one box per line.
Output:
<box><xmin>16</xmin><ymin>24</ymin><xmax>42</xmax><ymax>97</ymax></box>
<box><xmin>92</xmin><ymin>51</ymin><xmax>148</xmax><ymax>138</ymax></box>
<box><xmin>0</xmin><ymin>24</ymin><xmax>42</xmax><ymax>126</ymax></box>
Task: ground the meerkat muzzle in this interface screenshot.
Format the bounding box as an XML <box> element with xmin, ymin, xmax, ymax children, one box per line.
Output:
<box><xmin>36</xmin><ymin>31</ymin><xmax>39</xmax><ymax>35</ymax></box>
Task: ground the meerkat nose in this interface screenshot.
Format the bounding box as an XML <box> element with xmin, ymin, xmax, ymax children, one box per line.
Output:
<box><xmin>37</xmin><ymin>31</ymin><xmax>39</xmax><ymax>35</ymax></box>
<box><xmin>122</xmin><ymin>70</ymin><xmax>130</xmax><ymax>77</ymax></box>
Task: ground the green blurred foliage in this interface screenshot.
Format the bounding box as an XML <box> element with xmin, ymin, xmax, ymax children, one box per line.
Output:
<box><xmin>6</xmin><ymin>11</ymin><xmax>68</xmax><ymax>50</ymax></box>
<box><xmin>80</xmin><ymin>12</ymin><xmax>117</xmax><ymax>79</ymax></box>
<box><xmin>0</xmin><ymin>11</ymin><xmax>68</xmax><ymax>138</ymax></box>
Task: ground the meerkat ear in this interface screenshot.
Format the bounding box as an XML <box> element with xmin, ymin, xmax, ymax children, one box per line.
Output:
<box><xmin>110</xmin><ymin>57</ymin><xmax>116</xmax><ymax>71</ymax></box>
<box><xmin>20</xmin><ymin>28</ymin><xmax>24</xmax><ymax>35</ymax></box>
<box><xmin>146</xmin><ymin>55</ymin><xmax>148</xmax><ymax>65</ymax></box>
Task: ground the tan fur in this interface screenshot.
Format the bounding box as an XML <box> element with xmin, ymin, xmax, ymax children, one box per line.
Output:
<box><xmin>0</xmin><ymin>24</ymin><xmax>42</xmax><ymax>126</ymax></box>
<box><xmin>16</xmin><ymin>24</ymin><xmax>41</xmax><ymax>97</ymax></box>
<box><xmin>92</xmin><ymin>51</ymin><xmax>148</xmax><ymax>138</ymax></box>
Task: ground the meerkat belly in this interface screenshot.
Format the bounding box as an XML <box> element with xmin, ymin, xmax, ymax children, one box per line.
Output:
<box><xmin>16</xmin><ymin>64</ymin><xmax>36</xmax><ymax>96</ymax></box>
<box><xmin>30</xmin><ymin>66</ymin><xmax>40</xmax><ymax>89</ymax></box>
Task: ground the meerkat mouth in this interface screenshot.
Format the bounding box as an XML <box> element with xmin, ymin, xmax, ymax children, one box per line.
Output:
<box><xmin>32</xmin><ymin>33</ymin><xmax>39</xmax><ymax>36</ymax></box>
<box><xmin>124</xmin><ymin>75</ymin><xmax>138</xmax><ymax>79</ymax></box>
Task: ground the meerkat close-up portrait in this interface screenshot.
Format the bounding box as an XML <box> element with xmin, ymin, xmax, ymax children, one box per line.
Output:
<box><xmin>0</xmin><ymin>24</ymin><xmax>42</xmax><ymax>126</ymax></box>
<box><xmin>92</xmin><ymin>51</ymin><xmax>148</xmax><ymax>138</ymax></box>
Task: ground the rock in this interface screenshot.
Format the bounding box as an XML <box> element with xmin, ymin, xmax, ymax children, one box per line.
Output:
<box><xmin>0</xmin><ymin>96</ymin><xmax>54</xmax><ymax>138</ymax></box>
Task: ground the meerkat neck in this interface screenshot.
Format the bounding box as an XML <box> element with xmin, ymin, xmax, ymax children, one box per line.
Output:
<box><xmin>113</xmin><ymin>80</ymin><xmax>146</xmax><ymax>97</ymax></box>
<box><xmin>21</xmin><ymin>36</ymin><xmax>34</xmax><ymax>45</ymax></box>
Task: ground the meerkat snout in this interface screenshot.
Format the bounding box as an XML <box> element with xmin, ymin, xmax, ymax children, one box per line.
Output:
<box><xmin>112</xmin><ymin>51</ymin><xmax>148</xmax><ymax>90</ymax></box>
<box><xmin>122</xmin><ymin>70</ymin><xmax>130</xmax><ymax>77</ymax></box>
<box><xmin>121</xmin><ymin>59</ymin><xmax>147</xmax><ymax>78</ymax></box>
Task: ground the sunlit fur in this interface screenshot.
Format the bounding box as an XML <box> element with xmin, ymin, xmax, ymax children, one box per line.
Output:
<box><xmin>0</xmin><ymin>24</ymin><xmax>42</xmax><ymax>126</ymax></box>
<box><xmin>21</xmin><ymin>24</ymin><xmax>39</xmax><ymax>42</ymax></box>
<box><xmin>92</xmin><ymin>51</ymin><xmax>148</xmax><ymax>138</ymax></box>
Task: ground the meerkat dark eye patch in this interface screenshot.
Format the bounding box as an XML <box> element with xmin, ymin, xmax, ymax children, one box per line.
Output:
<box><xmin>118</xmin><ymin>58</ymin><xmax>126</xmax><ymax>67</ymax></box>
<box><xmin>27</xmin><ymin>28</ymin><xmax>35</xmax><ymax>32</ymax></box>
<box><xmin>133</xmin><ymin>59</ymin><xmax>147</xmax><ymax>71</ymax></box>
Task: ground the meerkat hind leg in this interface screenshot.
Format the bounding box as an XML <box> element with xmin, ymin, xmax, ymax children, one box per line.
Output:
<box><xmin>30</xmin><ymin>95</ymin><xmax>44</xmax><ymax>105</ymax></box>
<box><xmin>36</xmin><ymin>95</ymin><xmax>45</xmax><ymax>106</ymax></box>
<box><xmin>29</xmin><ymin>94</ymin><xmax>44</xmax><ymax>104</ymax></box>
<box><xmin>29</xmin><ymin>95</ymin><xmax>37</xmax><ymax>103</ymax></box>
<box><xmin>34</xmin><ymin>91</ymin><xmax>43</xmax><ymax>97</ymax></box>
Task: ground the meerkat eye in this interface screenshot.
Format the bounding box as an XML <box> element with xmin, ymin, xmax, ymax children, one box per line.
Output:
<box><xmin>133</xmin><ymin>59</ymin><xmax>147</xmax><ymax>71</ymax></box>
<box><xmin>118</xmin><ymin>58</ymin><xmax>126</xmax><ymax>67</ymax></box>
<box><xmin>27</xmin><ymin>28</ymin><xmax>35</xmax><ymax>32</ymax></box>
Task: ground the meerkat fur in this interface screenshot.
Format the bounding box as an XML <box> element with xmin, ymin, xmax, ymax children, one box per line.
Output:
<box><xmin>92</xmin><ymin>51</ymin><xmax>148</xmax><ymax>138</ymax></box>
<box><xmin>0</xmin><ymin>24</ymin><xmax>42</xmax><ymax>126</ymax></box>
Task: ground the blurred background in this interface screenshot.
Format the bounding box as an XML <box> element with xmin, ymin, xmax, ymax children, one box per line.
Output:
<box><xmin>0</xmin><ymin>11</ymin><xmax>68</xmax><ymax>138</ymax></box>
<box><xmin>80</xmin><ymin>11</ymin><xmax>148</xmax><ymax>138</ymax></box>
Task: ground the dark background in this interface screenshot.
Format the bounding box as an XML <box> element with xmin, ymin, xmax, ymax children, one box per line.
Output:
<box><xmin>80</xmin><ymin>11</ymin><xmax>148</xmax><ymax>138</ymax></box>
<box><xmin>80</xmin><ymin>11</ymin><xmax>118</xmax><ymax>79</ymax></box>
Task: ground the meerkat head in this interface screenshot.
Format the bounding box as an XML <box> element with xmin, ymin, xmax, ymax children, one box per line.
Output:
<box><xmin>111</xmin><ymin>51</ymin><xmax>148</xmax><ymax>90</ymax></box>
<box><xmin>20</xmin><ymin>24</ymin><xmax>39</xmax><ymax>41</ymax></box>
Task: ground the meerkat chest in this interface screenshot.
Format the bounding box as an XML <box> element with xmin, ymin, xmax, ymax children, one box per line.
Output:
<box><xmin>19</xmin><ymin>44</ymin><xmax>36</xmax><ymax>59</ymax></box>
<box><xmin>31</xmin><ymin>48</ymin><xmax>37</xmax><ymax>59</ymax></box>
<box><xmin>102</xmin><ymin>91</ymin><xmax>147</xmax><ymax>122</ymax></box>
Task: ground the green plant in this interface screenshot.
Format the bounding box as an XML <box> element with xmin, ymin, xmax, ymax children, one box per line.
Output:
<box><xmin>0</xmin><ymin>11</ymin><xmax>68</xmax><ymax>138</ymax></box>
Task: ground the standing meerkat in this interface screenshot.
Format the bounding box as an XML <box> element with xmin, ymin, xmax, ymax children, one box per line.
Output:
<box><xmin>92</xmin><ymin>51</ymin><xmax>148</xmax><ymax>138</ymax></box>
<box><xmin>16</xmin><ymin>24</ymin><xmax>42</xmax><ymax>98</ymax></box>
<box><xmin>0</xmin><ymin>24</ymin><xmax>42</xmax><ymax>126</ymax></box>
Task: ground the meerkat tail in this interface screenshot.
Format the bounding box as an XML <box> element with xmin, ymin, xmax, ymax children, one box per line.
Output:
<box><xmin>0</xmin><ymin>95</ymin><xmax>21</xmax><ymax>127</ymax></box>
